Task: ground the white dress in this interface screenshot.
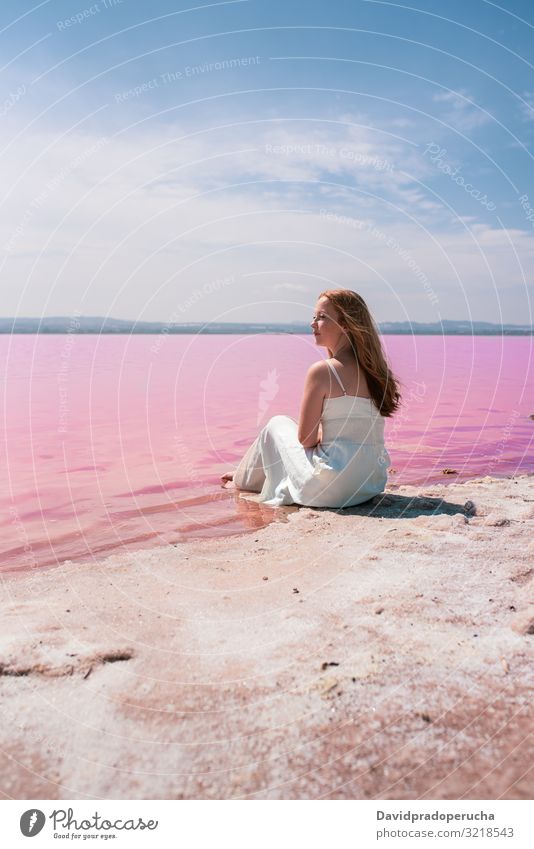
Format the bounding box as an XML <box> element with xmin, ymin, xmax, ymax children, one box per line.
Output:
<box><xmin>233</xmin><ymin>360</ymin><xmax>391</xmax><ymax>508</ymax></box>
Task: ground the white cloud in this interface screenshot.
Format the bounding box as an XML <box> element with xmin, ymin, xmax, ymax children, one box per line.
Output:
<box><xmin>432</xmin><ymin>89</ymin><xmax>493</xmax><ymax>131</ymax></box>
<box><xmin>272</xmin><ymin>282</ymin><xmax>309</xmax><ymax>291</ymax></box>
<box><xmin>0</xmin><ymin>115</ymin><xmax>531</xmax><ymax>324</ymax></box>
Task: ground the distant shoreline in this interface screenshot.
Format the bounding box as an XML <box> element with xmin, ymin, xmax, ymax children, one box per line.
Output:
<box><xmin>1</xmin><ymin>318</ymin><xmax>533</xmax><ymax>335</ymax></box>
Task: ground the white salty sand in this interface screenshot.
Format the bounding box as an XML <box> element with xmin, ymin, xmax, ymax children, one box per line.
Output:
<box><xmin>0</xmin><ymin>473</ymin><xmax>532</xmax><ymax>800</ymax></box>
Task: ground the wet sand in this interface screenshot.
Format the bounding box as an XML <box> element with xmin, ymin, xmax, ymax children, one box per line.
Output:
<box><xmin>0</xmin><ymin>473</ymin><xmax>532</xmax><ymax>800</ymax></box>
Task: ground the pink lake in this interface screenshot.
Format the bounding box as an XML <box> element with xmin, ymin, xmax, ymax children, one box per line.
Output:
<box><xmin>1</xmin><ymin>334</ymin><xmax>533</xmax><ymax>573</ymax></box>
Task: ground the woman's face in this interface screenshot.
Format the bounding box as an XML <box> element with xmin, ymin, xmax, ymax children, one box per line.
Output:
<box><xmin>311</xmin><ymin>296</ymin><xmax>345</xmax><ymax>351</ymax></box>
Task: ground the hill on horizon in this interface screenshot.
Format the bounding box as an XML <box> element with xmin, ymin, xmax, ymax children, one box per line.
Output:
<box><xmin>0</xmin><ymin>316</ymin><xmax>532</xmax><ymax>335</ymax></box>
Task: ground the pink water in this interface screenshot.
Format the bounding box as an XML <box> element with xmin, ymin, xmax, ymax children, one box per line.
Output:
<box><xmin>1</xmin><ymin>334</ymin><xmax>532</xmax><ymax>573</ymax></box>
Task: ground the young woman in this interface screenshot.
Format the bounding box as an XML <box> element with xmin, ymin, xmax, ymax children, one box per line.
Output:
<box><xmin>221</xmin><ymin>289</ymin><xmax>401</xmax><ymax>508</ymax></box>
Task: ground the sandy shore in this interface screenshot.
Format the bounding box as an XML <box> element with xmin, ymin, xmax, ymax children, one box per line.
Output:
<box><xmin>0</xmin><ymin>473</ymin><xmax>532</xmax><ymax>800</ymax></box>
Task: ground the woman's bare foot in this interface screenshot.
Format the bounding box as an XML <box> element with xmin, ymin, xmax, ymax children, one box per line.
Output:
<box><xmin>221</xmin><ymin>472</ymin><xmax>235</xmax><ymax>486</ymax></box>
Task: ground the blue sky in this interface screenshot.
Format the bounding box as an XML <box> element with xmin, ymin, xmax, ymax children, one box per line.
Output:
<box><xmin>1</xmin><ymin>0</ymin><xmax>533</xmax><ymax>324</ymax></box>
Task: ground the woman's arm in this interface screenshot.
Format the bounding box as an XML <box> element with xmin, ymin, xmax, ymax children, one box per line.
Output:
<box><xmin>297</xmin><ymin>362</ymin><xmax>326</xmax><ymax>448</ymax></box>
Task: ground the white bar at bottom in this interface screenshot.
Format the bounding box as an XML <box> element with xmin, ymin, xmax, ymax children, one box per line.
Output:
<box><xmin>2</xmin><ymin>799</ymin><xmax>533</xmax><ymax>848</ymax></box>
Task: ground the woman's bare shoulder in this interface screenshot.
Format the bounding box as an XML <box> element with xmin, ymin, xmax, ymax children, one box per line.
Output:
<box><xmin>305</xmin><ymin>360</ymin><xmax>330</xmax><ymax>383</ymax></box>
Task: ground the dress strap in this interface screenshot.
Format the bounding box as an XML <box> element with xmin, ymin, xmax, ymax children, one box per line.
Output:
<box><xmin>326</xmin><ymin>359</ymin><xmax>347</xmax><ymax>395</ymax></box>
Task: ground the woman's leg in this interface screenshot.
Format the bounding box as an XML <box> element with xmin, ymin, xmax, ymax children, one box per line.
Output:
<box><xmin>233</xmin><ymin>434</ymin><xmax>267</xmax><ymax>493</ymax></box>
<box><xmin>231</xmin><ymin>415</ymin><xmax>306</xmax><ymax>498</ymax></box>
<box><xmin>257</xmin><ymin>415</ymin><xmax>310</xmax><ymax>503</ymax></box>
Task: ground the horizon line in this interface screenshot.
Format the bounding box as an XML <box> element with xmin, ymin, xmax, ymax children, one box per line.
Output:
<box><xmin>1</xmin><ymin>316</ymin><xmax>533</xmax><ymax>335</ymax></box>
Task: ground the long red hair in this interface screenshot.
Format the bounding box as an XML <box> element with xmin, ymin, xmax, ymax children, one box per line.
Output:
<box><xmin>319</xmin><ymin>289</ymin><xmax>401</xmax><ymax>417</ymax></box>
